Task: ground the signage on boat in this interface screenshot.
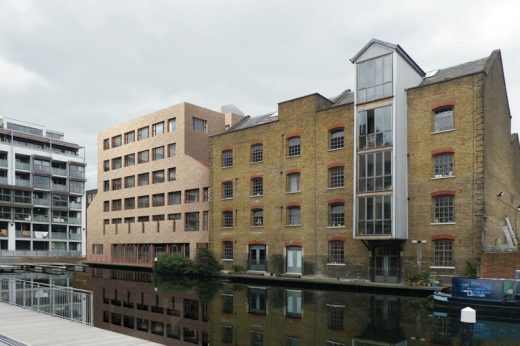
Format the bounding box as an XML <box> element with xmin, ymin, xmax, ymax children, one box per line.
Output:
<box><xmin>452</xmin><ymin>277</ymin><xmax>519</xmax><ymax>302</ymax></box>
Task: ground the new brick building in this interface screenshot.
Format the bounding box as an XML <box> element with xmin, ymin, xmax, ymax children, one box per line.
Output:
<box><xmin>87</xmin><ymin>102</ymin><xmax>242</xmax><ymax>265</ymax></box>
<box><xmin>209</xmin><ymin>39</ymin><xmax>520</xmax><ymax>282</ymax></box>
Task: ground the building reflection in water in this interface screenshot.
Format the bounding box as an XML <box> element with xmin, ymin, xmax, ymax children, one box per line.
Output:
<box><xmin>82</xmin><ymin>267</ymin><xmax>210</xmax><ymax>345</ymax></box>
<box><xmin>74</xmin><ymin>269</ymin><xmax>520</xmax><ymax>346</ymax></box>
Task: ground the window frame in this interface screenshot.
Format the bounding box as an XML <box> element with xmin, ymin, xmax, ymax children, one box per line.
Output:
<box><xmin>251</xmin><ymin>208</ymin><xmax>264</xmax><ymax>227</ymax></box>
<box><xmin>287</xmin><ymin>137</ymin><xmax>301</xmax><ymax>157</ymax></box>
<box><xmin>287</xmin><ymin>206</ymin><xmax>301</xmax><ymax>226</ymax></box>
<box><xmin>222</xmin><ymin>210</ymin><xmax>234</xmax><ymax>228</ymax></box>
<box><xmin>434</xmin><ymin>239</ymin><xmax>453</xmax><ymax>267</ymax></box>
<box><xmin>329</xmin><ymin>128</ymin><xmax>345</xmax><ymax>150</ymax></box>
<box><xmin>433</xmin><ymin>195</ymin><xmax>454</xmax><ymax>223</ymax></box>
<box><xmin>222</xmin><ymin>242</ymin><xmax>234</xmax><ymax>260</ymax></box>
<box><xmin>286</xmin><ymin>173</ymin><xmax>301</xmax><ymax>193</ymax></box>
<box><xmin>222</xmin><ymin>150</ymin><xmax>233</xmax><ymax>168</ymax></box>
<box><xmin>251</xmin><ymin>177</ymin><xmax>263</xmax><ymax>197</ymax></box>
<box><xmin>222</xmin><ymin>181</ymin><xmax>233</xmax><ymax>199</ymax></box>
<box><xmin>251</xmin><ymin>144</ymin><xmax>263</xmax><ymax>163</ymax></box>
<box><xmin>433</xmin><ymin>107</ymin><xmax>454</xmax><ymax>132</ymax></box>
<box><xmin>329</xmin><ymin>203</ymin><xmax>345</xmax><ymax>227</ymax></box>
<box><xmin>434</xmin><ymin>153</ymin><xmax>454</xmax><ymax>178</ymax></box>
<box><xmin>328</xmin><ymin>166</ymin><xmax>345</xmax><ymax>188</ymax></box>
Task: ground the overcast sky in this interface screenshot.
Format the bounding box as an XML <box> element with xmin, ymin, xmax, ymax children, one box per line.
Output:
<box><xmin>1</xmin><ymin>0</ymin><xmax>519</xmax><ymax>189</ymax></box>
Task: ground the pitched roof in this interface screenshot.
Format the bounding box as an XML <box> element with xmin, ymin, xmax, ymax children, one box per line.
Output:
<box><xmin>419</xmin><ymin>50</ymin><xmax>499</xmax><ymax>87</ymax></box>
<box><xmin>224</xmin><ymin>112</ymin><xmax>278</xmax><ymax>133</ymax></box>
<box><xmin>350</xmin><ymin>39</ymin><xmax>425</xmax><ymax>77</ymax></box>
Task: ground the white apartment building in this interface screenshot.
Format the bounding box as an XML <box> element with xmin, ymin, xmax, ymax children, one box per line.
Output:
<box><xmin>0</xmin><ymin>117</ymin><xmax>86</xmax><ymax>257</ymax></box>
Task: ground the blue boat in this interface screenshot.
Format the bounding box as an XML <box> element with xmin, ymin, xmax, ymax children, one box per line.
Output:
<box><xmin>431</xmin><ymin>277</ymin><xmax>520</xmax><ymax>319</ymax></box>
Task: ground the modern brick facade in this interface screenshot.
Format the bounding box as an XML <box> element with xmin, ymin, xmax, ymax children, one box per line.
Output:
<box><xmin>87</xmin><ymin>102</ymin><xmax>242</xmax><ymax>265</ymax></box>
<box><xmin>209</xmin><ymin>40</ymin><xmax>520</xmax><ymax>282</ymax></box>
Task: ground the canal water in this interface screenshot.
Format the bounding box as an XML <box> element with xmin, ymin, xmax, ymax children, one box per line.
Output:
<box><xmin>4</xmin><ymin>268</ymin><xmax>520</xmax><ymax>345</ymax></box>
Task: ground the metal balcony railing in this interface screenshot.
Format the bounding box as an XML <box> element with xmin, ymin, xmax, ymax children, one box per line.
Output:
<box><xmin>0</xmin><ymin>277</ymin><xmax>93</xmax><ymax>325</ymax></box>
<box><xmin>15</xmin><ymin>162</ymin><xmax>31</xmax><ymax>170</ymax></box>
<box><xmin>0</xmin><ymin>159</ymin><xmax>8</xmax><ymax>168</ymax></box>
<box><xmin>15</xmin><ymin>179</ymin><xmax>32</xmax><ymax>187</ymax></box>
<box><xmin>52</xmin><ymin>168</ymin><xmax>67</xmax><ymax>176</ymax></box>
<box><xmin>33</xmin><ymin>198</ymin><xmax>50</xmax><ymax>206</ymax></box>
<box><xmin>33</xmin><ymin>215</ymin><xmax>49</xmax><ymax>222</ymax></box>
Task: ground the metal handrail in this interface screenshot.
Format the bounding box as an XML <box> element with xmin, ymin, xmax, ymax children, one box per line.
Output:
<box><xmin>0</xmin><ymin>277</ymin><xmax>93</xmax><ymax>325</ymax></box>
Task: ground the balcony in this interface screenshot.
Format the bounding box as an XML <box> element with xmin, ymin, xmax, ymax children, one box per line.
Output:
<box><xmin>15</xmin><ymin>179</ymin><xmax>32</xmax><ymax>188</ymax></box>
<box><xmin>51</xmin><ymin>232</ymin><xmax>67</xmax><ymax>240</ymax></box>
<box><xmin>0</xmin><ymin>177</ymin><xmax>7</xmax><ymax>185</ymax></box>
<box><xmin>15</xmin><ymin>162</ymin><xmax>31</xmax><ymax>171</ymax></box>
<box><xmin>68</xmin><ymin>217</ymin><xmax>81</xmax><ymax>225</ymax></box>
<box><xmin>52</xmin><ymin>184</ymin><xmax>68</xmax><ymax>192</ymax></box>
<box><xmin>52</xmin><ymin>216</ymin><xmax>68</xmax><ymax>224</ymax></box>
<box><xmin>69</xmin><ymin>202</ymin><xmax>82</xmax><ymax>209</ymax></box>
<box><xmin>52</xmin><ymin>167</ymin><xmax>67</xmax><ymax>176</ymax></box>
<box><xmin>0</xmin><ymin>159</ymin><xmax>7</xmax><ymax>168</ymax></box>
<box><xmin>69</xmin><ymin>233</ymin><xmax>81</xmax><ymax>240</ymax></box>
<box><xmin>33</xmin><ymin>231</ymin><xmax>49</xmax><ymax>239</ymax></box>
<box><xmin>33</xmin><ymin>198</ymin><xmax>50</xmax><ymax>206</ymax></box>
<box><xmin>33</xmin><ymin>215</ymin><xmax>49</xmax><ymax>222</ymax></box>
<box><xmin>33</xmin><ymin>164</ymin><xmax>51</xmax><ymax>173</ymax></box>
<box><xmin>15</xmin><ymin>230</ymin><xmax>32</xmax><ymax>238</ymax></box>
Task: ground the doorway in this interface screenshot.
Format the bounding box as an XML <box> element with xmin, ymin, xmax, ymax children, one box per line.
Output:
<box><xmin>373</xmin><ymin>246</ymin><xmax>400</xmax><ymax>283</ymax></box>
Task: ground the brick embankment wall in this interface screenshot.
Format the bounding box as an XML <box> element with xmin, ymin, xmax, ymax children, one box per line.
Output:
<box><xmin>480</xmin><ymin>252</ymin><xmax>520</xmax><ymax>278</ymax></box>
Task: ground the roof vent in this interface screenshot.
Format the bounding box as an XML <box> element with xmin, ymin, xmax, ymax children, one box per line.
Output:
<box><xmin>424</xmin><ymin>69</ymin><xmax>439</xmax><ymax>78</ymax></box>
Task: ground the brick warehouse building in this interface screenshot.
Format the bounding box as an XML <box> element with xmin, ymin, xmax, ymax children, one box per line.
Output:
<box><xmin>209</xmin><ymin>39</ymin><xmax>520</xmax><ymax>282</ymax></box>
<box><xmin>87</xmin><ymin>102</ymin><xmax>243</xmax><ymax>265</ymax></box>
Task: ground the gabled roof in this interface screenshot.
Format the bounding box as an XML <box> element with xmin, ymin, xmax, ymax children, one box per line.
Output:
<box><xmin>350</xmin><ymin>38</ymin><xmax>425</xmax><ymax>77</ymax></box>
<box><xmin>222</xmin><ymin>112</ymin><xmax>278</xmax><ymax>134</ymax></box>
<box><xmin>330</xmin><ymin>89</ymin><xmax>354</xmax><ymax>107</ymax></box>
<box><xmin>418</xmin><ymin>50</ymin><xmax>500</xmax><ymax>87</ymax></box>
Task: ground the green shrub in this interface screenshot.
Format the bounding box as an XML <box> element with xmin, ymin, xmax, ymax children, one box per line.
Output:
<box><xmin>155</xmin><ymin>249</ymin><xmax>222</xmax><ymax>277</ymax></box>
<box><xmin>194</xmin><ymin>248</ymin><xmax>222</xmax><ymax>276</ymax></box>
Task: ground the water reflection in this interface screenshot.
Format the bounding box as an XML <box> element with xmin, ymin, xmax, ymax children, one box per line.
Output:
<box><xmin>72</xmin><ymin>268</ymin><xmax>520</xmax><ymax>346</ymax></box>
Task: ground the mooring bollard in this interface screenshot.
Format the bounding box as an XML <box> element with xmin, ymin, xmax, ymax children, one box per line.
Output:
<box><xmin>460</xmin><ymin>307</ymin><xmax>476</xmax><ymax>346</ymax></box>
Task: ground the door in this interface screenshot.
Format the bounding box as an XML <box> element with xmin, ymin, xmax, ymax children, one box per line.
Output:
<box><xmin>249</xmin><ymin>245</ymin><xmax>266</xmax><ymax>271</ymax></box>
<box><xmin>374</xmin><ymin>246</ymin><xmax>400</xmax><ymax>283</ymax></box>
<box><xmin>286</xmin><ymin>246</ymin><xmax>302</xmax><ymax>274</ymax></box>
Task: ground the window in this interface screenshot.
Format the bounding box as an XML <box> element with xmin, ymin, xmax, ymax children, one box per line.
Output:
<box><xmin>251</xmin><ymin>178</ymin><xmax>263</xmax><ymax>196</ymax></box>
<box><xmin>287</xmin><ymin>173</ymin><xmax>300</xmax><ymax>193</ymax></box>
<box><xmin>92</xmin><ymin>244</ymin><xmax>104</xmax><ymax>255</ymax></box>
<box><xmin>152</xmin><ymin>122</ymin><xmax>164</xmax><ymax>136</ymax></box>
<box><xmin>103</xmin><ymin>180</ymin><xmax>110</xmax><ymax>191</ymax></box>
<box><xmin>327</xmin><ymin>304</ymin><xmax>344</xmax><ymax>330</ymax></box>
<box><xmin>168</xmin><ymin>213</ymin><xmax>181</xmax><ymax>221</ymax></box>
<box><xmin>193</xmin><ymin>118</ymin><xmax>207</xmax><ymax>133</ymax></box>
<box><xmin>434</xmin><ymin>108</ymin><xmax>454</xmax><ymax>132</ymax></box>
<box><xmin>328</xmin><ymin>167</ymin><xmax>344</xmax><ymax>188</ymax></box>
<box><xmin>152</xmin><ymin>214</ymin><xmax>164</xmax><ymax>222</ymax></box>
<box><xmin>138</xmin><ymin>127</ymin><xmax>149</xmax><ymax>140</ymax></box>
<box><xmin>138</xmin><ymin>173</ymin><xmax>149</xmax><ymax>186</ymax></box>
<box><xmin>203</xmin><ymin>187</ymin><xmax>209</xmax><ymax>201</ymax></box>
<box><xmin>434</xmin><ymin>239</ymin><xmax>453</xmax><ymax>267</ymax></box>
<box><xmin>137</xmin><ymin>150</ymin><xmax>149</xmax><ymax>164</ymax></box>
<box><xmin>434</xmin><ymin>153</ymin><xmax>454</xmax><ymax>177</ymax></box>
<box><xmin>357</xmin><ymin>195</ymin><xmax>392</xmax><ymax>235</ymax></box>
<box><xmin>285</xmin><ymin>290</ymin><xmax>302</xmax><ymax>319</ymax></box>
<box><xmin>112</xmin><ymin>199</ymin><xmax>122</xmax><ymax>211</ymax></box>
<box><xmin>103</xmin><ymin>139</ymin><xmax>110</xmax><ymax>150</ymax></box>
<box><xmin>222</xmin><ymin>325</ymin><xmax>233</xmax><ymax>344</ymax></box>
<box><xmin>223</xmin><ymin>242</ymin><xmax>233</xmax><ymax>260</ymax></box>
<box><xmin>168</xmin><ymin>118</ymin><xmax>176</xmax><ymax>132</ymax></box>
<box><xmin>329</xmin><ymin>204</ymin><xmax>345</xmax><ymax>227</ymax></box>
<box><xmin>124</xmin><ymin>175</ymin><xmax>135</xmax><ymax>188</ymax></box>
<box><xmin>103</xmin><ymin>160</ymin><xmax>110</xmax><ymax>172</ymax></box>
<box><xmin>112</xmin><ymin>178</ymin><xmax>122</xmax><ymax>190</ymax></box>
<box><xmin>112</xmin><ymin>135</ymin><xmax>122</xmax><ymax>148</ymax></box>
<box><xmin>103</xmin><ymin>201</ymin><xmax>109</xmax><ymax>212</ymax></box>
<box><xmin>124</xmin><ymin>131</ymin><xmax>135</xmax><ymax>144</ymax></box>
<box><xmin>124</xmin><ymin>217</ymin><xmax>135</xmax><ymax>223</ymax></box>
<box><xmin>252</xmin><ymin>209</ymin><xmax>263</xmax><ymax>226</ymax></box>
<box><xmin>222</xmin><ymin>294</ymin><xmax>234</xmax><ymax>313</ymax></box>
<box><xmin>152</xmin><ymin>170</ymin><xmax>165</xmax><ymax>184</ymax></box>
<box><xmin>358</xmin><ymin>150</ymin><xmax>392</xmax><ymax>192</ymax></box>
<box><xmin>112</xmin><ymin>218</ymin><xmax>122</xmax><ymax>224</ymax></box>
<box><xmin>203</xmin><ymin>211</ymin><xmax>209</xmax><ymax>231</ymax></box>
<box><xmin>168</xmin><ymin>143</ymin><xmax>176</xmax><ymax>157</ymax></box>
<box><xmin>328</xmin><ymin>241</ymin><xmax>344</xmax><ymax>264</ymax></box>
<box><xmin>124</xmin><ymin>197</ymin><xmax>135</xmax><ymax>210</ymax></box>
<box><xmin>124</xmin><ymin>154</ymin><xmax>135</xmax><ymax>167</ymax></box>
<box><xmin>112</xmin><ymin>157</ymin><xmax>122</xmax><ymax>169</ymax></box>
<box><xmin>185</xmin><ymin>212</ymin><xmax>199</xmax><ymax>231</ymax></box>
<box><xmin>251</xmin><ymin>144</ymin><xmax>263</xmax><ymax>163</ymax></box>
<box><xmin>138</xmin><ymin>195</ymin><xmax>149</xmax><ymax>208</ymax></box>
<box><xmin>185</xmin><ymin>189</ymin><xmax>199</xmax><ymax>203</ymax></box>
<box><xmin>168</xmin><ymin>191</ymin><xmax>181</xmax><ymax>205</ymax></box>
<box><xmin>222</xmin><ymin>181</ymin><xmax>233</xmax><ymax>199</ymax></box>
<box><xmin>287</xmin><ymin>137</ymin><xmax>301</xmax><ymax>157</ymax></box>
<box><xmin>287</xmin><ymin>206</ymin><xmax>301</xmax><ymax>226</ymax></box>
<box><xmin>152</xmin><ymin>146</ymin><xmax>164</xmax><ymax>161</ymax></box>
<box><xmin>358</xmin><ymin>105</ymin><xmax>392</xmax><ymax>150</ymax></box>
<box><xmin>357</xmin><ymin>54</ymin><xmax>392</xmax><ymax>103</ymax></box>
<box><xmin>152</xmin><ymin>193</ymin><xmax>165</xmax><ymax>207</ymax></box>
<box><xmin>433</xmin><ymin>196</ymin><xmax>454</xmax><ymax>223</ymax></box>
<box><xmin>222</xmin><ymin>150</ymin><xmax>233</xmax><ymax>167</ymax></box>
<box><xmin>138</xmin><ymin>216</ymin><xmax>149</xmax><ymax>222</ymax></box>
<box><xmin>329</xmin><ymin>128</ymin><xmax>344</xmax><ymax>150</ymax></box>
<box><xmin>222</xmin><ymin>211</ymin><xmax>234</xmax><ymax>227</ymax></box>
<box><xmin>168</xmin><ymin>167</ymin><xmax>176</xmax><ymax>181</ymax></box>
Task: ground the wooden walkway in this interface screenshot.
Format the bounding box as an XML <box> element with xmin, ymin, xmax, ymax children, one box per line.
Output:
<box><xmin>0</xmin><ymin>303</ymin><xmax>160</xmax><ymax>346</ymax></box>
